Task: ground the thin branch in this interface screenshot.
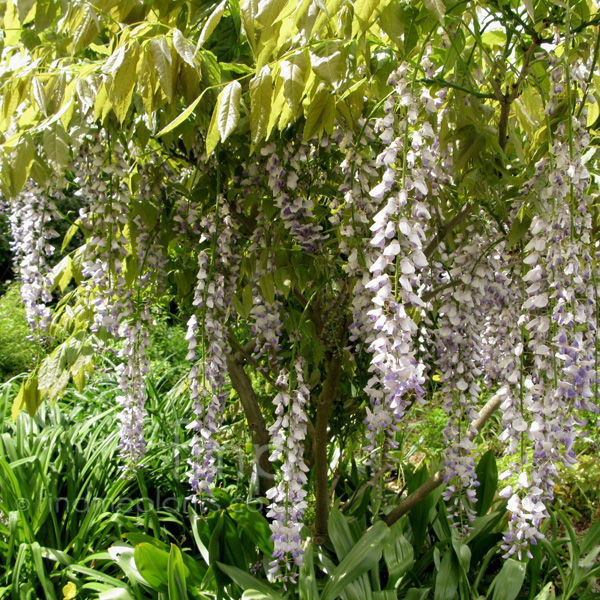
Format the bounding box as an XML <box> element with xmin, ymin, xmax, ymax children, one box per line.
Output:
<box><xmin>226</xmin><ymin>346</ymin><xmax>275</xmax><ymax>494</ymax></box>
<box><xmin>424</xmin><ymin>202</ymin><xmax>473</xmax><ymax>259</ymax></box>
<box><xmin>228</xmin><ymin>334</ymin><xmax>278</xmax><ymax>388</ymax></box>
<box><xmin>312</xmin><ymin>352</ymin><xmax>344</xmax><ymax>545</ymax></box>
<box><xmin>420</xmin><ymin>78</ymin><xmax>496</xmax><ymax>100</ymax></box>
<box><xmin>311</xmin><ymin>310</ymin><xmax>350</xmax><ymax>545</ymax></box>
<box><xmin>383</xmin><ymin>393</ymin><xmax>503</xmax><ymax>527</ymax></box>
<box><xmin>573</xmin><ymin>15</ymin><xmax>600</xmax><ymax>34</ymax></box>
<box><xmin>495</xmin><ymin>40</ymin><xmax>539</xmax><ymax>151</ymax></box>
<box><xmin>422</xmin><ymin>281</ymin><xmax>455</xmax><ymax>303</ymax></box>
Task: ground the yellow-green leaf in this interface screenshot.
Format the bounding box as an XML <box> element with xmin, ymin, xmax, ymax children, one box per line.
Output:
<box><xmin>422</xmin><ymin>0</ymin><xmax>445</xmax><ymax>22</ymax></box>
<box><xmin>137</xmin><ymin>48</ymin><xmax>157</xmax><ymax>117</ymax></box>
<box><xmin>280</xmin><ymin>52</ymin><xmax>307</xmax><ymax>114</ymax></box>
<box><xmin>310</xmin><ymin>45</ymin><xmax>345</xmax><ymax>88</ymax></box>
<box><xmin>256</xmin><ymin>0</ymin><xmax>287</xmax><ymax>26</ymax></box>
<box><xmin>240</xmin><ymin>0</ymin><xmax>259</xmax><ymax>52</ymax></box>
<box><xmin>72</xmin><ymin>366</ymin><xmax>87</xmax><ymax>392</ymax></box>
<box><xmin>303</xmin><ymin>82</ymin><xmax>334</xmax><ymax>141</ymax></box>
<box><xmin>72</xmin><ymin>5</ymin><xmax>100</xmax><ymax>54</ymax></box>
<box><xmin>249</xmin><ymin>66</ymin><xmax>273</xmax><ymax>144</ymax></box>
<box><xmin>12</xmin><ymin>375</ymin><xmax>41</xmax><ymax>420</ymax></box>
<box><xmin>217</xmin><ymin>80</ymin><xmax>242</xmax><ymax>142</ymax></box>
<box><xmin>149</xmin><ymin>37</ymin><xmax>174</xmax><ymax>102</ymax></box>
<box><xmin>93</xmin><ymin>82</ymin><xmax>110</xmax><ymax>122</ymax></box>
<box><xmin>206</xmin><ymin>94</ymin><xmax>222</xmax><ymax>156</ymax></box>
<box><xmin>31</xmin><ymin>77</ymin><xmax>47</xmax><ymax>115</ymax></box>
<box><xmin>587</xmin><ymin>98</ymin><xmax>599</xmax><ymax>128</ymax></box>
<box><xmin>25</xmin><ymin>377</ymin><xmax>41</xmax><ymax>417</ymax></box>
<box><xmin>4</xmin><ymin>0</ymin><xmax>21</xmax><ymax>45</ymax></box>
<box><xmin>52</xmin><ymin>256</ymin><xmax>73</xmax><ymax>292</ymax></box>
<box><xmin>267</xmin><ymin>74</ymin><xmax>287</xmax><ymax>138</ymax></box>
<box><xmin>61</xmin><ymin>221</ymin><xmax>80</xmax><ymax>252</ymax></box>
<box><xmin>9</xmin><ymin>136</ymin><xmax>35</xmax><ymax>196</ymax></box>
<box><xmin>198</xmin><ymin>0</ymin><xmax>227</xmax><ymax>49</ymax></box>
<box><xmin>15</xmin><ymin>0</ymin><xmax>36</xmax><ymax>22</ymax></box>
<box><xmin>101</xmin><ymin>44</ymin><xmax>126</xmax><ymax>75</ymax></box>
<box><xmin>352</xmin><ymin>0</ymin><xmax>391</xmax><ymax>37</ymax></box>
<box><xmin>157</xmin><ymin>90</ymin><xmax>205</xmax><ymax>137</ymax></box>
<box><xmin>111</xmin><ymin>44</ymin><xmax>140</xmax><ymax>123</ymax></box>
<box><xmin>11</xmin><ymin>382</ymin><xmax>26</xmax><ymax>421</ymax></box>
<box><xmin>173</xmin><ymin>28</ymin><xmax>196</xmax><ymax>66</ymax></box>
<box><xmin>76</xmin><ymin>77</ymin><xmax>95</xmax><ymax>111</ymax></box>
<box><xmin>43</xmin><ymin>122</ymin><xmax>70</xmax><ymax>171</ymax></box>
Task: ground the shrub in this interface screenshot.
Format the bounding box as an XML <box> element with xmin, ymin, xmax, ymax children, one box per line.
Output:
<box><xmin>0</xmin><ymin>284</ymin><xmax>38</xmax><ymax>381</ymax></box>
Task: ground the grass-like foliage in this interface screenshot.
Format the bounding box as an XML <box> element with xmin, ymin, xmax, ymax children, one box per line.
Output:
<box><xmin>0</xmin><ymin>285</ymin><xmax>38</xmax><ymax>382</ymax></box>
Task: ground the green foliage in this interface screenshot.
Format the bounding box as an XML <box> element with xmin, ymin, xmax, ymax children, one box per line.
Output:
<box><xmin>144</xmin><ymin>316</ymin><xmax>190</xmax><ymax>392</ymax></box>
<box><xmin>0</xmin><ymin>285</ymin><xmax>38</xmax><ymax>381</ymax></box>
<box><xmin>0</xmin><ymin>374</ymin><xmax>194</xmax><ymax>598</ymax></box>
<box><xmin>0</xmin><ymin>0</ymin><xmax>599</xmax><ymax>597</ymax></box>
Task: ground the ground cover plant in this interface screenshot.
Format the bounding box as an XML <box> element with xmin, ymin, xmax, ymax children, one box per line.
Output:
<box><xmin>1</xmin><ymin>0</ymin><xmax>600</xmax><ymax>597</ymax></box>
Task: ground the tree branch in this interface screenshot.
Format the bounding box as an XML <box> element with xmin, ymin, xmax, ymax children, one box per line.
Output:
<box><xmin>495</xmin><ymin>40</ymin><xmax>539</xmax><ymax>151</ymax></box>
<box><xmin>383</xmin><ymin>393</ymin><xmax>503</xmax><ymax>527</ymax></box>
<box><xmin>420</xmin><ymin>78</ymin><xmax>496</xmax><ymax>100</ymax></box>
<box><xmin>226</xmin><ymin>348</ymin><xmax>275</xmax><ymax>494</ymax></box>
<box><xmin>424</xmin><ymin>202</ymin><xmax>473</xmax><ymax>259</ymax></box>
<box><xmin>312</xmin><ymin>351</ymin><xmax>344</xmax><ymax>545</ymax></box>
<box><xmin>228</xmin><ymin>334</ymin><xmax>278</xmax><ymax>388</ymax></box>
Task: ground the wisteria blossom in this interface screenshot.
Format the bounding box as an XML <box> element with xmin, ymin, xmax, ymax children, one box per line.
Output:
<box><xmin>266</xmin><ymin>358</ymin><xmax>310</xmax><ymax>586</ymax></box>
<box><xmin>7</xmin><ymin>179</ymin><xmax>61</xmax><ymax>335</ymax></box>
<box><xmin>186</xmin><ymin>202</ymin><xmax>241</xmax><ymax>503</ymax></box>
<box><xmin>499</xmin><ymin>53</ymin><xmax>598</xmax><ymax>559</ymax></box>
<box><xmin>3</xmin><ymin>11</ymin><xmax>600</xmax><ymax>589</ymax></box>
<box><xmin>263</xmin><ymin>140</ymin><xmax>326</xmax><ymax>253</ymax></box>
<box><xmin>361</xmin><ymin>65</ymin><xmax>445</xmax><ymax>477</ymax></box>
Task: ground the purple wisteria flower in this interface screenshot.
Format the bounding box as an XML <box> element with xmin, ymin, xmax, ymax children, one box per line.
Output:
<box><xmin>360</xmin><ymin>65</ymin><xmax>446</xmax><ymax>478</ymax></box>
<box><xmin>186</xmin><ymin>202</ymin><xmax>241</xmax><ymax>504</ymax></box>
<box><xmin>266</xmin><ymin>357</ymin><xmax>310</xmax><ymax>586</ymax></box>
<box><xmin>7</xmin><ymin>179</ymin><xmax>61</xmax><ymax>336</ymax></box>
<box><xmin>499</xmin><ymin>52</ymin><xmax>598</xmax><ymax>559</ymax></box>
<box><xmin>262</xmin><ymin>141</ymin><xmax>325</xmax><ymax>253</ymax></box>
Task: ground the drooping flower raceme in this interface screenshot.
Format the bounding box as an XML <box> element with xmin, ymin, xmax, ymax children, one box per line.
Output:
<box><xmin>262</xmin><ymin>140</ymin><xmax>326</xmax><ymax>253</ymax></box>
<box><xmin>7</xmin><ymin>178</ymin><xmax>61</xmax><ymax>336</ymax></box>
<box><xmin>115</xmin><ymin>313</ymin><xmax>151</xmax><ymax>469</ymax></box>
<box><xmin>186</xmin><ymin>202</ymin><xmax>241</xmax><ymax>503</ymax></box>
<box><xmin>266</xmin><ymin>357</ymin><xmax>310</xmax><ymax>586</ymax></box>
<box><xmin>433</xmin><ymin>230</ymin><xmax>498</xmax><ymax>533</ymax></box>
<box><xmin>77</xmin><ymin>134</ymin><xmax>131</xmax><ymax>336</ymax></box>
<box><xmin>362</xmin><ymin>65</ymin><xmax>444</xmax><ymax>476</ymax></box>
<box><xmin>499</xmin><ymin>53</ymin><xmax>598</xmax><ymax>559</ymax></box>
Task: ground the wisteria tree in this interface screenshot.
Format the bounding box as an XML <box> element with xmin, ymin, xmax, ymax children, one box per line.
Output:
<box><xmin>1</xmin><ymin>0</ymin><xmax>600</xmax><ymax>588</ymax></box>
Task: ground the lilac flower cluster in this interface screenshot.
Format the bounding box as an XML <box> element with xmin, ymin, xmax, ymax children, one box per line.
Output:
<box><xmin>362</xmin><ymin>66</ymin><xmax>446</xmax><ymax>474</ymax></box>
<box><xmin>478</xmin><ymin>235</ymin><xmax>525</xmax><ymax>464</ymax></box>
<box><xmin>115</xmin><ymin>313</ymin><xmax>151</xmax><ymax>469</ymax></box>
<box><xmin>76</xmin><ymin>135</ymin><xmax>174</xmax><ymax>471</ymax></box>
<box><xmin>186</xmin><ymin>202</ymin><xmax>240</xmax><ymax>503</ymax></box>
<box><xmin>76</xmin><ymin>134</ymin><xmax>131</xmax><ymax>336</ymax></box>
<box><xmin>266</xmin><ymin>358</ymin><xmax>310</xmax><ymax>586</ymax></box>
<box><xmin>262</xmin><ymin>141</ymin><xmax>325</xmax><ymax>253</ymax></box>
<box><xmin>433</xmin><ymin>232</ymin><xmax>494</xmax><ymax>532</ymax></box>
<box><xmin>75</xmin><ymin>135</ymin><xmax>153</xmax><ymax>469</ymax></box>
<box><xmin>244</xmin><ymin>202</ymin><xmax>285</xmax><ymax>368</ymax></box>
<box><xmin>333</xmin><ymin>122</ymin><xmax>381</xmax><ymax>352</ymax></box>
<box><xmin>7</xmin><ymin>179</ymin><xmax>61</xmax><ymax>336</ymax></box>
<box><xmin>499</xmin><ymin>54</ymin><xmax>597</xmax><ymax>559</ymax></box>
